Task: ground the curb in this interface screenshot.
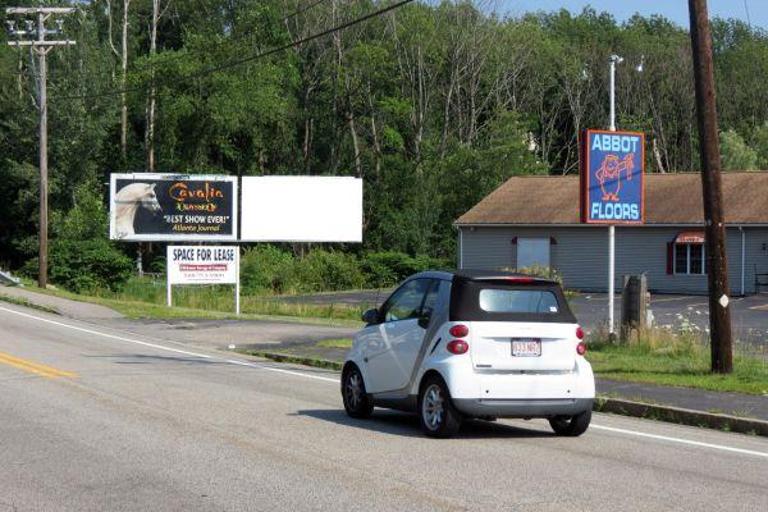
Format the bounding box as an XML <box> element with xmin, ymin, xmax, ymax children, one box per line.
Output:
<box><xmin>594</xmin><ymin>397</ymin><xmax>768</xmax><ymax>436</ymax></box>
<box><xmin>245</xmin><ymin>349</ymin><xmax>768</xmax><ymax>437</ymax></box>
<box><xmin>0</xmin><ymin>292</ymin><xmax>61</xmax><ymax>316</ymax></box>
<box><xmin>242</xmin><ymin>350</ymin><xmax>343</xmax><ymax>371</ymax></box>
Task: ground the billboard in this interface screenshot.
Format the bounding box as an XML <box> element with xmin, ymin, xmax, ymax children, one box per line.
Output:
<box><xmin>109</xmin><ymin>173</ymin><xmax>238</xmax><ymax>241</ymax></box>
<box><xmin>580</xmin><ymin>129</ymin><xmax>645</xmax><ymax>224</ymax></box>
<box><xmin>240</xmin><ymin>176</ymin><xmax>362</xmax><ymax>242</ymax></box>
<box><xmin>167</xmin><ymin>245</ymin><xmax>239</xmax><ymax>285</ymax></box>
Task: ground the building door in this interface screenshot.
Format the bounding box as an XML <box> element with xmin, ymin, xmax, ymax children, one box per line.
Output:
<box><xmin>517</xmin><ymin>237</ymin><xmax>550</xmax><ymax>269</ymax></box>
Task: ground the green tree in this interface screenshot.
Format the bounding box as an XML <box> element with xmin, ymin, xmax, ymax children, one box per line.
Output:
<box><xmin>720</xmin><ymin>129</ymin><xmax>758</xmax><ymax>170</ymax></box>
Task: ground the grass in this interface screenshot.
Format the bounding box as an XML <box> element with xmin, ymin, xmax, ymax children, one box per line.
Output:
<box><xmin>315</xmin><ymin>338</ymin><xmax>354</xmax><ymax>349</ymax></box>
<box><xmin>0</xmin><ymin>292</ymin><xmax>60</xmax><ymax>315</ymax></box>
<box><xmin>586</xmin><ymin>329</ymin><xmax>768</xmax><ymax>395</ymax></box>
<box><xmin>17</xmin><ymin>277</ymin><xmax>362</xmax><ymax>327</ymax></box>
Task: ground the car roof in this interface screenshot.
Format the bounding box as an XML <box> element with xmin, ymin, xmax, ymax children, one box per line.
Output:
<box><xmin>409</xmin><ymin>269</ymin><xmax>559</xmax><ymax>285</ymax></box>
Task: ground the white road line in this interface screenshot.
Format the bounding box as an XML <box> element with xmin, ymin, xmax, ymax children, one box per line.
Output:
<box><xmin>591</xmin><ymin>424</ymin><xmax>768</xmax><ymax>459</ymax></box>
<box><xmin>0</xmin><ymin>304</ymin><xmax>338</xmax><ymax>383</ymax></box>
<box><xmin>0</xmin><ymin>305</ymin><xmax>213</xmax><ymax>360</ymax></box>
<box><xmin>3</xmin><ymin>304</ymin><xmax>768</xmax><ymax>459</ymax></box>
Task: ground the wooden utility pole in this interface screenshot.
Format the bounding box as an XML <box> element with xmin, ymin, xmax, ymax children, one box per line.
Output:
<box><xmin>6</xmin><ymin>7</ymin><xmax>76</xmax><ymax>288</ymax></box>
<box><xmin>688</xmin><ymin>0</ymin><xmax>734</xmax><ymax>373</ymax></box>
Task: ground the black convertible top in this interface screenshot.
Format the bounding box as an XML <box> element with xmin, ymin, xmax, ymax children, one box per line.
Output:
<box><xmin>449</xmin><ymin>271</ymin><xmax>576</xmax><ymax>323</ymax></box>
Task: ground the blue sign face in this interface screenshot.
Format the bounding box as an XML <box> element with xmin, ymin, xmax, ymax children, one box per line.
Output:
<box><xmin>581</xmin><ymin>129</ymin><xmax>645</xmax><ymax>224</ymax></box>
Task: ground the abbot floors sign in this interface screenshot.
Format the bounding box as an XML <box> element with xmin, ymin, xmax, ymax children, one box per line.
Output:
<box><xmin>580</xmin><ymin>129</ymin><xmax>645</xmax><ymax>224</ymax></box>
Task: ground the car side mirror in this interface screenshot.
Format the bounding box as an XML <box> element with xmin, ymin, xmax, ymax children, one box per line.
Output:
<box><xmin>362</xmin><ymin>308</ymin><xmax>380</xmax><ymax>325</ymax></box>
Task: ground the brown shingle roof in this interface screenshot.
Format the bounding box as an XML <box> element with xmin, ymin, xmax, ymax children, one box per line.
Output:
<box><xmin>456</xmin><ymin>172</ymin><xmax>768</xmax><ymax>225</ymax></box>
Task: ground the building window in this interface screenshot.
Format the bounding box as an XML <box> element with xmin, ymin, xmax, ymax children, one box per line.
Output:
<box><xmin>668</xmin><ymin>231</ymin><xmax>706</xmax><ymax>276</ymax></box>
<box><xmin>674</xmin><ymin>243</ymin><xmax>706</xmax><ymax>275</ymax></box>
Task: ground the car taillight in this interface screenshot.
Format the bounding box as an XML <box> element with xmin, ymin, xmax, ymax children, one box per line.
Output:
<box><xmin>446</xmin><ymin>340</ymin><xmax>469</xmax><ymax>355</ymax></box>
<box><xmin>576</xmin><ymin>326</ymin><xmax>584</xmax><ymax>340</ymax></box>
<box><xmin>576</xmin><ymin>341</ymin><xmax>587</xmax><ymax>356</ymax></box>
<box><xmin>449</xmin><ymin>324</ymin><xmax>469</xmax><ymax>338</ymax></box>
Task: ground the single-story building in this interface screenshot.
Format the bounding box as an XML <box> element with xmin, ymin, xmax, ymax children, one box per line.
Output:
<box><xmin>455</xmin><ymin>172</ymin><xmax>768</xmax><ymax>295</ymax></box>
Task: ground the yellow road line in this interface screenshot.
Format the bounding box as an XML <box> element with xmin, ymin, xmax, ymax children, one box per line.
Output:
<box><xmin>0</xmin><ymin>351</ymin><xmax>77</xmax><ymax>379</ymax></box>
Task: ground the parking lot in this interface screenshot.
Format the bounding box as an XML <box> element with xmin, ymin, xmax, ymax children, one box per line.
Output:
<box><xmin>278</xmin><ymin>288</ymin><xmax>768</xmax><ymax>347</ymax></box>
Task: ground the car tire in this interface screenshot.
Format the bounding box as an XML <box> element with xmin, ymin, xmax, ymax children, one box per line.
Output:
<box><xmin>549</xmin><ymin>409</ymin><xmax>592</xmax><ymax>437</ymax></box>
<box><xmin>418</xmin><ymin>375</ymin><xmax>462</xmax><ymax>438</ymax></box>
<box><xmin>342</xmin><ymin>365</ymin><xmax>373</xmax><ymax>419</ymax></box>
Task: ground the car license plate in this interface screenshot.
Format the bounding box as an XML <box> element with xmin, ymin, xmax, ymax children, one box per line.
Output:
<box><xmin>511</xmin><ymin>338</ymin><xmax>541</xmax><ymax>357</ymax></box>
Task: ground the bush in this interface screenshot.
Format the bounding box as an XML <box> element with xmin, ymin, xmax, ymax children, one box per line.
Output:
<box><xmin>48</xmin><ymin>239</ymin><xmax>134</xmax><ymax>293</ymax></box>
<box><xmin>236</xmin><ymin>247</ymin><xmax>452</xmax><ymax>295</ymax></box>
<box><xmin>240</xmin><ymin>245</ymin><xmax>295</xmax><ymax>294</ymax></box>
<box><xmin>19</xmin><ymin>182</ymin><xmax>134</xmax><ymax>293</ymax></box>
<box><xmin>361</xmin><ymin>251</ymin><xmax>451</xmax><ymax>287</ymax></box>
<box><xmin>292</xmin><ymin>250</ymin><xmax>366</xmax><ymax>292</ymax></box>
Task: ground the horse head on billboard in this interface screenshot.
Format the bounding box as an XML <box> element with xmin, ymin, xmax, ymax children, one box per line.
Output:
<box><xmin>114</xmin><ymin>182</ymin><xmax>162</xmax><ymax>238</ymax></box>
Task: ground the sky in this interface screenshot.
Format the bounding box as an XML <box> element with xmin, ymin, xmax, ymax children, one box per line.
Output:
<box><xmin>500</xmin><ymin>0</ymin><xmax>767</xmax><ymax>29</ymax></box>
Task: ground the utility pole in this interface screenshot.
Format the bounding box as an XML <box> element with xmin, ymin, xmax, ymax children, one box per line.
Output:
<box><xmin>688</xmin><ymin>0</ymin><xmax>733</xmax><ymax>373</ymax></box>
<box><xmin>5</xmin><ymin>7</ymin><xmax>75</xmax><ymax>289</ymax></box>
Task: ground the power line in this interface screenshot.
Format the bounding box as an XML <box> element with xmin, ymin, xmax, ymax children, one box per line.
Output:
<box><xmin>35</xmin><ymin>0</ymin><xmax>333</xmax><ymax>96</ymax></box>
<box><xmin>744</xmin><ymin>0</ymin><xmax>752</xmax><ymax>28</ymax></box>
<box><xmin>53</xmin><ymin>0</ymin><xmax>414</xmax><ymax>103</ymax></box>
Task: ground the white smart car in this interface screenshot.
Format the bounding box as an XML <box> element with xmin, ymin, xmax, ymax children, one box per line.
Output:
<box><xmin>341</xmin><ymin>270</ymin><xmax>594</xmax><ymax>437</ymax></box>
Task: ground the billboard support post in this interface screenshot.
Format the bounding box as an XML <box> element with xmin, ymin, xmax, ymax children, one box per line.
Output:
<box><xmin>166</xmin><ymin>276</ymin><xmax>172</xmax><ymax>308</ymax></box>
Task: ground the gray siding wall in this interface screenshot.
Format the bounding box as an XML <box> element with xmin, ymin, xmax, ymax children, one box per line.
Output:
<box><xmin>744</xmin><ymin>228</ymin><xmax>768</xmax><ymax>293</ymax></box>
<box><xmin>459</xmin><ymin>225</ymin><xmax>768</xmax><ymax>295</ymax></box>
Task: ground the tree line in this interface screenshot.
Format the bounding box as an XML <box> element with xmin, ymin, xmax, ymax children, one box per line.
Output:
<box><xmin>1</xmin><ymin>0</ymin><xmax>767</xmax><ymax>287</ymax></box>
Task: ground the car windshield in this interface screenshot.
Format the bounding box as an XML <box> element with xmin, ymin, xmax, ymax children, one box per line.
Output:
<box><xmin>479</xmin><ymin>289</ymin><xmax>559</xmax><ymax>314</ymax></box>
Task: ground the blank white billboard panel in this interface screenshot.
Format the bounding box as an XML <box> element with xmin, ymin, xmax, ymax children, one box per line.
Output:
<box><xmin>241</xmin><ymin>176</ymin><xmax>362</xmax><ymax>242</ymax></box>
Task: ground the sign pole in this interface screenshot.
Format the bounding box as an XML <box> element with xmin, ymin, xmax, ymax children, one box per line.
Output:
<box><xmin>166</xmin><ymin>245</ymin><xmax>172</xmax><ymax>307</ymax></box>
<box><xmin>607</xmin><ymin>55</ymin><xmax>623</xmax><ymax>340</ymax></box>
<box><xmin>235</xmin><ymin>248</ymin><xmax>241</xmax><ymax>316</ymax></box>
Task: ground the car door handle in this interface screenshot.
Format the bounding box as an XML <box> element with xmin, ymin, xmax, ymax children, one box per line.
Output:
<box><xmin>363</xmin><ymin>357</ymin><xmax>369</xmax><ymax>363</ymax></box>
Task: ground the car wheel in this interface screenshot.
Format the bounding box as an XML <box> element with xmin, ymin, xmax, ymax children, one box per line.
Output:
<box><xmin>418</xmin><ymin>375</ymin><xmax>462</xmax><ymax>438</ymax></box>
<box><xmin>342</xmin><ymin>365</ymin><xmax>373</xmax><ymax>419</ymax></box>
<box><xmin>549</xmin><ymin>409</ymin><xmax>592</xmax><ymax>437</ymax></box>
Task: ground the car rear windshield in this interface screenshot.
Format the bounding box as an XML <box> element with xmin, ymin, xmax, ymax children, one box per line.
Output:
<box><xmin>479</xmin><ymin>289</ymin><xmax>559</xmax><ymax>314</ymax></box>
<box><xmin>449</xmin><ymin>277</ymin><xmax>576</xmax><ymax>323</ymax></box>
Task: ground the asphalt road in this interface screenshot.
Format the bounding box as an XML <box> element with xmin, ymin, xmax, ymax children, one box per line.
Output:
<box><xmin>1</xmin><ymin>302</ymin><xmax>767</xmax><ymax>511</ymax></box>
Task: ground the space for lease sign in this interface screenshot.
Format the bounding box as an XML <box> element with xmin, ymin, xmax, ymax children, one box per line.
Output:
<box><xmin>580</xmin><ymin>129</ymin><xmax>645</xmax><ymax>224</ymax></box>
<box><xmin>167</xmin><ymin>246</ymin><xmax>239</xmax><ymax>285</ymax></box>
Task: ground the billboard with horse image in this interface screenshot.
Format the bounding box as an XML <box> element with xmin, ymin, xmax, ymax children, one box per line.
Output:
<box><xmin>109</xmin><ymin>173</ymin><xmax>238</xmax><ymax>241</ymax></box>
<box><xmin>580</xmin><ymin>129</ymin><xmax>645</xmax><ymax>224</ymax></box>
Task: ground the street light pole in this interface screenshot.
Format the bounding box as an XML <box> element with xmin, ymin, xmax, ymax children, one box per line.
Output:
<box><xmin>607</xmin><ymin>54</ymin><xmax>623</xmax><ymax>339</ymax></box>
<box><xmin>6</xmin><ymin>7</ymin><xmax>75</xmax><ymax>288</ymax></box>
